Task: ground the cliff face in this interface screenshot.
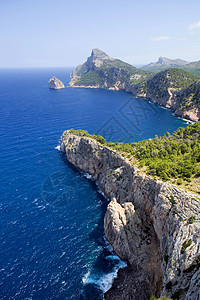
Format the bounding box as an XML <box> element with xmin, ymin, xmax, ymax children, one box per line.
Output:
<box><xmin>61</xmin><ymin>131</ymin><xmax>200</xmax><ymax>300</ymax></box>
<box><xmin>130</xmin><ymin>69</ymin><xmax>200</xmax><ymax>122</ymax></box>
<box><xmin>69</xmin><ymin>48</ymin><xmax>147</xmax><ymax>90</ymax></box>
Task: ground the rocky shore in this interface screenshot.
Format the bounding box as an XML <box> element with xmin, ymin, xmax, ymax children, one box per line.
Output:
<box><xmin>61</xmin><ymin>131</ymin><xmax>200</xmax><ymax>300</ymax></box>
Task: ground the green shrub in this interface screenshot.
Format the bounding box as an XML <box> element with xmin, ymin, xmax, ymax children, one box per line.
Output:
<box><xmin>183</xmin><ymin>255</ymin><xmax>200</xmax><ymax>273</ymax></box>
<box><xmin>169</xmin><ymin>195</ymin><xmax>175</xmax><ymax>205</ymax></box>
<box><xmin>181</xmin><ymin>239</ymin><xmax>192</xmax><ymax>254</ymax></box>
<box><xmin>177</xmin><ymin>178</ymin><xmax>183</xmax><ymax>185</ymax></box>
<box><xmin>188</xmin><ymin>216</ymin><xmax>195</xmax><ymax>224</ymax></box>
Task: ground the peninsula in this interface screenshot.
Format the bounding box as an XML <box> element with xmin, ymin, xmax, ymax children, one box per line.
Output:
<box><xmin>60</xmin><ymin>125</ymin><xmax>200</xmax><ymax>300</ymax></box>
<box><xmin>69</xmin><ymin>49</ymin><xmax>200</xmax><ymax>122</ymax></box>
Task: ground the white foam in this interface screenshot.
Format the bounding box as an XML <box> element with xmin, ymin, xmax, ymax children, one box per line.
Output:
<box><xmin>97</xmin><ymin>189</ymin><xmax>109</xmax><ymax>201</ymax></box>
<box><xmin>82</xmin><ymin>270</ymin><xmax>91</xmax><ymax>284</ymax></box>
<box><xmin>83</xmin><ymin>173</ymin><xmax>92</xmax><ymax>179</ymax></box>
<box><xmin>55</xmin><ymin>145</ymin><xmax>61</xmax><ymax>151</ymax></box>
<box><xmin>82</xmin><ymin>258</ymin><xmax>127</xmax><ymax>293</ymax></box>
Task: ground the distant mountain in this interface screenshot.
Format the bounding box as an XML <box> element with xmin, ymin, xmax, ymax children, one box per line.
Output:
<box><xmin>186</xmin><ymin>60</ymin><xmax>200</xmax><ymax>68</ymax></box>
<box><xmin>69</xmin><ymin>49</ymin><xmax>151</xmax><ymax>89</ymax></box>
<box><xmin>141</xmin><ymin>57</ymin><xmax>200</xmax><ymax>77</ymax></box>
<box><xmin>141</xmin><ymin>57</ymin><xmax>190</xmax><ymax>72</ymax></box>
<box><xmin>69</xmin><ymin>49</ymin><xmax>200</xmax><ymax>121</ymax></box>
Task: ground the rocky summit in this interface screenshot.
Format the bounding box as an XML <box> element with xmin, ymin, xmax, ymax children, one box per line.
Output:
<box><xmin>48</xmin><ymin>76</ymin><xmax>65</xmax><ymax>89</ymax></box>
<box><xmin>60</xmin><ymin>130</ymin><xmax>200</xmax><ymax>300</ymax></box>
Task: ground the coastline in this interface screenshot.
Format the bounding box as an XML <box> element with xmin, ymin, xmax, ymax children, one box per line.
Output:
<box><xmin>68</xmin><ymin>84</ymin><xmax>198</xmax><ymax>123</ymax></box>
<box><xmin>60</xmin><ymin>131</ymin><xmax>200</xmax><ymax>299</ymax></box>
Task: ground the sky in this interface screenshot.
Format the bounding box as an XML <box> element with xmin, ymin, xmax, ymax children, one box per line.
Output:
<box><xmin>1</xmin><ymin>0</ymin><xmax>200</xmax><ymax>68</ymax></box>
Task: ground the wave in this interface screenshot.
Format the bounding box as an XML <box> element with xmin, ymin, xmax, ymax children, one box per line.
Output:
<box><xmin>55</xmin><ymin>145</ymin><xmax>61</xmax><ymax>151</ymax></box>
<box><xmin>83</xmin><ymin>173</ymin><xmax>92</xmax><ymax>180</ymax></box>
<box><xmin>82</xmin><ymin>235</ymin><xmax>127</xmax><ymax>297</ymax></box>
<box><xmin>82</xmin><ymin>256</ymin><xmax>126</xmax><ymax>294</ymax></box>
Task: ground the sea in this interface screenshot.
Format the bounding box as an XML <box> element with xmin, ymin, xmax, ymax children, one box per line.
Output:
<box><xmin>0</xmin><ymin>68</ymin><xmax>188</xmax><ymax>300</ymax></box>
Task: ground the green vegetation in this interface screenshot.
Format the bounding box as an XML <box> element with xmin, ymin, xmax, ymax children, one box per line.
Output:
<box><xmin>181</xmin><ymin>239</ymin><xmax>193</xmax><ymax>254</ymax></box>
<box><xmin>69</xmin><ymin>129</ymin><xmax>106</xmax><ymax>145</ymax></box>
<box><xmin>69</xmin><ymin>123</ymin><xmax>200</xmax><ymax>191</ymax></box>
<box><xmin>183</xmin><ymin>255</ymin><xmax>200</xmax><ymax>273</ymax></box>
<box><xmin>188</xmin><ymin>216</ymin><xmax>195</xmax><ymax>224</ymax></box>
<box><xmin>108</xmin><ymin>123</ymin><xmax>200</xmax><ymax>183</ymax></box>
<box><xmin>177</xmin><ymin>81</ymin><xmax>200</xmax><ymax>111</ymax></box>
<box><xmin>75</xmin><ymin>70</ymin><xmax>105</xmax><ymax>86</ymax></box>
<box><xmin>135</xmin><ymin>68</ymin><xmax>200</xmax><ymax>100</ymax></box>
<box><xmin>169</xmin><ymin>195</ymin><xmax>175</xmax><ymax>206</ymax></box>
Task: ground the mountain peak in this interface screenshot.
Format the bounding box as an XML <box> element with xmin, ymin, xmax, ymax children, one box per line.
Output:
<box><xmin>91</xmin><ymin>48</ymin><xmax>110</xmax><ymax>60</ymax></box>
<box><xmin>91</xmin><ymin>48</ymin><xmax>108</xmax><ymax>56</ymax></box>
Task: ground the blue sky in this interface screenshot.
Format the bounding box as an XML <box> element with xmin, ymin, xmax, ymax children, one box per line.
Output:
<box><xmin>1</xmin><ymin>0</ymin><xmax>200</xmax><ymax>67</ymax></box>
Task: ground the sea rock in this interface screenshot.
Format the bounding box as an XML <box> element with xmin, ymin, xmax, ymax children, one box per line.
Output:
<box><xmin>48</xmin><ymin>76</ymin><xmax>65</xmax><ymax>89</ymax></box>
<box><xmin>61</xmin><ymin>131</ymin><xmax>200</xmax><ymax>300</ymax></box>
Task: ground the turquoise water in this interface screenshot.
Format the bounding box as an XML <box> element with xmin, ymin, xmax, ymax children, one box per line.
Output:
<box><xmin>0</xmin><ymin>68</ymin><xmax>187</xmax><ymax>299</ymax></box>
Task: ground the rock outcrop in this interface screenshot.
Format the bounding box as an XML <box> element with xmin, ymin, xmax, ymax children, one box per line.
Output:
<box><xmin>48</xmin><ymin>76</ymin><xmax>65</xmax><ymax>89</ymax></box>
<box><xmin>61</xmin><ymin>131</ymin><xmax>200</xmax><ymax>300</ymax></box>
<box><xmin>68</xmin><ymin>48</ymin><xmax>147</xmax><ymax>90</ymax></box>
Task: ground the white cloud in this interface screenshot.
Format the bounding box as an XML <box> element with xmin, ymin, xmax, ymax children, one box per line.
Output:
<box><xmin>188</xmin><ymin>21</ymin><xmax>200</xmax><ymax>30</ymax></box>
<box><xmin>150</xmin><ymin>36</ymin><xmax>171</xmax><ymax>41</ymax></box>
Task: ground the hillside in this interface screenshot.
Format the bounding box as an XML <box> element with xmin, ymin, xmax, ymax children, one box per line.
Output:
<box><xmin>69</xmin><ymin>49</ymin><xmax>151</xmax><ymax>89</ymax></box>
<box><xmin>132</xmin><ymin>68</ymin><xmax>200</xmax><ymax>120</ymax></box>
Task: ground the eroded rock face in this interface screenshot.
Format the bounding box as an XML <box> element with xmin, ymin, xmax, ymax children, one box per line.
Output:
<box><xmin>48</xmin><ymin>76</ymin><xmax>65</xmax><ymax>89</ymax></box>
<box><xmin>61</xmin><ymin>131</ymin><xmax>200</xmax><ymax>300</ymax></box>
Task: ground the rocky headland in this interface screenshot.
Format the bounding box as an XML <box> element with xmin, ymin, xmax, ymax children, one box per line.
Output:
<box><xmin>48</xmin><ymin>76</ymin><xmax>65</xmax><ymax>89</ymax></box>
<box><xmin>60</xmin><ymin>130</ymin><xmax>200</xmax><ymax>300</ymax></box>
<box><xmin>69</xmin><ymin>49</ymin><xmax>200</xmax><ymax>122</ymax></box>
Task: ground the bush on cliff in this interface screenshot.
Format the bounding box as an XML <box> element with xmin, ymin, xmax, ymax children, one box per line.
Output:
<box><xmin>69</xmin><ymin>123</ymin><xmax>200</xmax><ymax>185</ymax></box>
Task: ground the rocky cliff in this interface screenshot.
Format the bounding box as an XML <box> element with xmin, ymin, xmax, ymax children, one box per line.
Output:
<box><xmin>130</xmin><ymin>69</ymin><xmax>200</xmax><ymax>122</ymax></box>
<box><xmin>69</xmin><ymin>48</ymin><xmax>149</xmax><ymax>90</ymax></box>
<box><xmin>48</xmin><ymin>76</ymin><xmax>65</xmax><ymax>89</ymax></box>
<box><xmin>69</xmin><ymin>50</ymin><xmax>200</xmax><ymax>122</ymax></box>
<box><xmin>60</xmin><ymin>130</ymin><xmax>200</xmax><ymax>300</ymax></box>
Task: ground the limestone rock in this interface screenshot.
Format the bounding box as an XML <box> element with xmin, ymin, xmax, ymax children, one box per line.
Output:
<box><xmin>61</xmin><ymin>131</ymin><xmax>200</xmax><ymax>300</ymax></box>
<box><xmin>48</xmin><ymin>76</ymin><xmax>65</xmax><ymax>89</ymax></box>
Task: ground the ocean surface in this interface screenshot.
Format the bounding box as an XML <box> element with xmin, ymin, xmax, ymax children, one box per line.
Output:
<box><xmin>0</xmin><ymin>68</ymin><xmax>187</xmax><ymax>300</ymax></box>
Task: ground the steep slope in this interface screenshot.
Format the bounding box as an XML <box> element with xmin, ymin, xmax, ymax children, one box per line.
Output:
<box><xmin>141</xmin><ymin>57</ymin><xmax>190</xmax><ymax>72</ymax></box>
<box><xmin>60</xmin><ymin>129</ymin><xmax>200</xmax><ymax>300</ymax></box>
<box><xmin>69</xmin><ymin>49</ymin><xmax>150</xmax><ymax>90</ymax></box>
<box><xmin>175</xmin><ymin>81</ymin><xmax>200</xmax><ymax>121</ymax></box>
<box><xmin>131</xmin><ymin>68</ymin><xmax>200</xmax><ymax>119</ymax></box>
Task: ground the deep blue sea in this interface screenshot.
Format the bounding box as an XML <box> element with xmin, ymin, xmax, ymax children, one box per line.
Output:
<box><xmin>0</xmin><ymin>68</ymin><xmax>187</xmax><ymax>300</ymax></box>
